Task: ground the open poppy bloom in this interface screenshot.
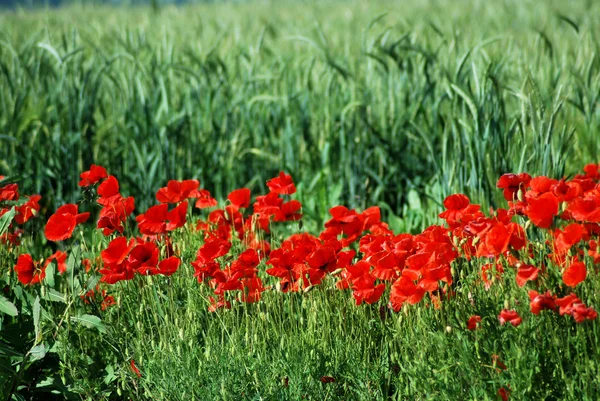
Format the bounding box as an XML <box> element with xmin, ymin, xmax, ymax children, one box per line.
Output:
<box><xmin>467</xmin><ymin>315</ymin><xmax>481</xmax><ymax>330</ymax></box>
<box><xmin>79</xmin><ymin>164</ymin><xmax>108</xmax><ymax>187</ymax></box>
<box><xmin>156</xmin><ymin>179</ymin><xmax>200</xmax><ymax>204</ymax></box>
<box><xmin>498</xmin><ymin>309</ymin><xmax>522</xmax><ymax>327</ymax></box>
<box><xmin>14</xmin><ymin>254</ymin><xmax>46</xmax><ymax>285</ymax></box>
<box><xmin>515</xmin><ymin>264</ymin><xmax>539</xmax><ymax>287</ymax></box>
<box><xmin>266</xmin><ymin>172</ymin><xmax>296</xmax><ymax>195</ymax></box>
<box><xmin>44</xmin><ymin>204</ymin><xmax>90</xmax><ymax>242</ymax></box>
<box><xmin>0</xmin><ymin>183</ymin><xmax>19</xmax><ymax>202</ymax></box>
<box><xmin>15</xmin><ymin>195</ymin><xmax>42</xmax><ymax>224</ymax></box>
<box><xmin>528</xmin><ymin>290</ymin><xmax>556</xmax><ymax>314</ymax></box>
<box><xmin>562</xmin><ymin>260</ymin><xmax>586</xmax><ymax>287</ymax></box>
<box><xmin>227</xmin><ymin>188</ymin><xmax>251</xmax><ymax>209</ymax></box>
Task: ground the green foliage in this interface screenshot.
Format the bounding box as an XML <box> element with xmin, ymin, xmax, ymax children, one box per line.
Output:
<box><xmin>0</xmin><ymin>0</ymin><xmax>599</xmax><ymax>218</ymax></box>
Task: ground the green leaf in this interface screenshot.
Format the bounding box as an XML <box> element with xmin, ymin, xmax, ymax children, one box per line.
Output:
<box><xmin>42</xmin><ymin>289</ymin><xmax>67</xmax><ymax>304</ymax></box>
<box><xmin>0</xmin><ymin>294</ymin><xmax>18</xmax><ymax>317</ymax></box>
<box><xmin>45</xmin><ymin>262</ymin><xmax>55</xmax><ymax>288</ymax></box>
<box><xmin>29</xmin><ymin>344</ymin><xmax>46</xmax><ymax>361</ymax></box>
<box><xmin>33</xmin><ymin>296</ymin><xmax>41</xmax><ymax>340</ymax></box>
<box><xmin>0</xmin><ymin>207</ymin><xmax>16</xmax><ymax>236</ymax></box>
<box><xmin>70</xmin><ymin>314</ymin><xmax>106</xmax><ymax>333</ymax></box>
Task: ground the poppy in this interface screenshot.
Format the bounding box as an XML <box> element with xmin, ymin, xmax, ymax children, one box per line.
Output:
<box><xmin>498</xmin><ymin>309</ymin><xmax>522</xmax><ymax>327</ymax></box>
<box><xmin>194</xmin><ymin>189</ymin><xmax>218</xmax><ymax>209</ymax></box>
<box><xmin>266</xmin><ymin>172</ymin><xmax>296</xmax><ymax>195</ymax></box>
<box><xmin>130</xmin><ymin>360</ymin><xmax>142</xmax><ymax>378</ymax></box>
<box><xmin>44</xmin><ymin>204</ymin><xmax>90</xmax><ymax>242</ymax></box>
<box><xmin>497</xmin><ymin>173</ymin><xmax>531</xmax><ymax>201</ymax></box>
<box><xmin>553</xmin><ymin>224</ymin><xmax>586</xmax><ymax>254</ymax></box>
<box><xmin>156</xmin><ymin>179</ymin><xmax>200</xmax><ymax>204</ymax></box>
<box><xmin>528</xmin><ymin>290</ymin><xmax>556</xmax><ymax>314</ymax></box>
<box><xmin>524</xmin><ymin>192</ymin><xmax>559</xmax><ymax>228</ymax></box>
<box><xmin>497</xmin><ymin>387</ymin><xmax>510</xmax><ymax>401</ymax></box>
<box><xmin>227</xmin><ymin>188</ymin><xmax>251</xmax><ymax>209</ymax></box>
<box><xmin>562</xmin><ymin>260</ymin><xmax>586</xmax><ymax>287</ymax></box>
<box><xmin>15</xmin><ymin>195</ymin><xmax>42</xmax><ymax>225</ymax></box>
<box><xmin>79</xmin><ymin>165</ymin><xmax>108</xmax><ymax>187</ymax></box>
<box><xmin>515</xmin><ymin>264</ymin><xmax>539</xmax><ymax>287</ymax></box>
<box><xmin>467</xmin><ymin>315</ymin><xmax>481</xmax><ymax>330</ymax></box>
<box><xmin>0</xmin><ymin>183</ymin><xmax>19</xmax><ymax>202</ymax></box>
<box><xmin>97</xmin><ymin>175</ymin><xmax>121</xmax><ymax>204</ymax></box>
<box><xmin>14</xmin><ymin>254</ymin><xmax>46</xmax><ymax>285</ymax></box>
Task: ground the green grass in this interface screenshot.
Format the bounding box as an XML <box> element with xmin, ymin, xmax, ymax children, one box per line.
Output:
<box><xmin>1</xmin><ymin>0</ymin><xmax>599</xmax><ymax>218</ymax></box>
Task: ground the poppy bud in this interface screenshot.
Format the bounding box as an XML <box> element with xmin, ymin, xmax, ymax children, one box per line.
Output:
<box><xmin>504</xmin><ymin>299</ymin><xmax>509</xmax><ymax>310</ymax></box>
<box><xmin>445</xmin><ymin>326</ymin><xmax>452</xmax><ymax>333</ymax></box>
<box><xmin>517</xmin><ymin>188</ymin><xmax>524</xmax><ymax>202</ymax></box>
<box><xmin>452</xmin><ymin>236</ymin><xmax>460</xmax><ymax>248</ymax></box>
<box><xmin>303</xmin><ymin>285</ymin><xmax>314</xmax><ymax>294</ymax></box>
<box><xmin>330</xmin><ymin>268</ymin><xmax>343</xmax><ymax>275</ymax></box>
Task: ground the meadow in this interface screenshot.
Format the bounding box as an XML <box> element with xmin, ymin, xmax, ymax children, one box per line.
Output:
<box><xmin>1</xmin><ymin>0</ymin><xmax>600</xmax><ymax>400</ymax></box>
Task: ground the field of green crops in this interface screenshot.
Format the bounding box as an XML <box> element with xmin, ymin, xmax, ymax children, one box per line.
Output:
<box><xmin>1</xmin><ymin>1</ymin><xmax>600</xmax><ymax>400</ymax></box>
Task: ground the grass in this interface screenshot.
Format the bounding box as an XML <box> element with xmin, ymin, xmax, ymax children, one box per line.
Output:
<box><xmin>1</xmin><ymin>1</ymin><xmax>600</xmax><ymax>400</ymax></box>
<box><xmin>1</xmin><ymin>0</ymin><xmax>599</xmax><ymax>219</ymax></box>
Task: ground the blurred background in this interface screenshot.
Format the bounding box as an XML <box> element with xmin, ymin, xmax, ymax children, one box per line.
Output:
<box><xmin>0</xmin><ymin>0</ymin><xmax>598</xmax><ymax>232</ymax></box>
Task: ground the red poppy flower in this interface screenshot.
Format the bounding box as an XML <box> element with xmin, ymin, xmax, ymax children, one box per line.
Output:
<box><xmin>528</xmin><ymin>290</ymin><xmax>556</xmax><ymax>314</ymax></box>
<box><xmin>15</xmin><ymin>195</ymin><xmax>42</xmax><ymax>224</ymax></box>
<box><xmin>320</xmin><ymin>376</ymin><xmax>335</xmax><ymax>384</ymax></box>
<box><xmin>350</xmin><ymin>274</ymin><xmax>386</xmax><ymax>305</ymax></box>
<box><xmin>97</xmin><ymin>175</ymin><xmax>121</xmax><ymax>204</ymax></box>
<box><xmin>497</xmin><ymin>173</ymin><xmax>531</xmax><ymax>201</ymax></box>
<box><xmin>227</xmin><ymin>188</ymin><xmax>251</xmax><ymax>209</ymax></box>
<box><xmin>566</xmin><ymin>193</ymin><xmax>600</xmax><ymax>223</ymax></box>
<box><xmin>582</xmin><ymin>163</ymin><xmax>600</xmax><ymax>180</ymax></box>
<box><xmin>208</xmin><ymin>294</ymin><xmax>231</xmax><ymax>312</ymax></box>
<box><xmin>79</xmin><ymin>165</ymin><xmax>108</xmax><ymax>187</ymax></box>
<box><xmin>156</xmin><ymin>179</ymin><xmax>200</xmax><ymax>204</ymax></box>
<box><xmin>196</xmin><ymin>238</ymin><xmax>232</xmax><ymax>264</ymax></box>
<box><xmin>266</xmin><ymin>172</ymin><xmax>296</xmax><ymax>195</ymax></box>
<box><xmin>497</xmin><ymin>387</ymin><xmax>510</xmax><ymax>401</ymax></box>
<box><xmin>194</xmin><ymin>189</ymin><xmax>218</xmax><ymax>209</ymax></box>
<box><xmin>156</xmin><ymin>256</ymin><xmax>181</xmax><ymax>276</ymax></box>
<box><xmin>97</xmin><ymin>196</ymin><xmax>135</xmax><ymax>235</ymax></box>
<box><xmin>571</xmin><ymin>303</ymin><xmax>598</xmax><ymax>323</ymax></box>
<box><xmin>553</xmin><ymin>223</ymin><xmax>586</xmax><ymax>254</ymax></box>
<box><xmin>515</xmin><ymin>264</ymin><xmax>539</xmax><ymax>287</ymax></box>
<box><xmin>14</xmin><ymin>254</ymin><xmax>46</xmax><ymax>285</ymax></box>
<box><xmin>390</xmin><ymin>276</ymin><xmax>426</xmax><ymax>312</ymax></box>
<box><xmin>44</xmin><ymin>204</ymin><xmax>90</xmax><ymax>242</ymax></box>
<box><xmin>128</xmin><ymin>242</ymin><xmax>159</xmax><ymax>274</ymax></box>
<box><xmin>467</xmin><ymin>315</ymin><xmax>481</xmax><ymax>330</ymax></box>
<box><xmin>498</xmin><ymin>309</ymin><xmax>522</xmax><ymax>327</ymax></box>
<box><xmin>439</xmin><ymin>194</ymin><xmax>482</xmax><ymax>228</ymax></box>
<box><xmin>0</xmin><ymin>183</ymin><xmax>19</xmax><ymax>202</ymax></box>
<box><xmin>562</xmin><ymin>260</ymin><xmax>586</xmax><ymax>287</ymax></box>
<box><xmin>240</xmin><ymin>277</ymin><xmax>266</xmax><ymax>303</ymax></box>
<box><xmin>274</xmin><ymin>200</ymin><xmax>303</xmax><ymax>222</ymax></box>
<box><xmin>101</xmin><ymin>237</ymin><xmax>135</xmax><ymax>265</ymax></box>
<box><xmin>130</xmin><ymin>359</ymin><xmax>142</xmax><ymax>378</ymax></box>
<box><xmin>525</xmin><ymin>192</ymin><xmax>559</xmax><ymax>228</ymax></box>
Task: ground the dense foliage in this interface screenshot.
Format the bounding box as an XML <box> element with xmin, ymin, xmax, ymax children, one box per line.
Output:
<box><xmin>1</xmin><ymin>0</ymin><xmax>599</xmax><ymax>217</ymax></box>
